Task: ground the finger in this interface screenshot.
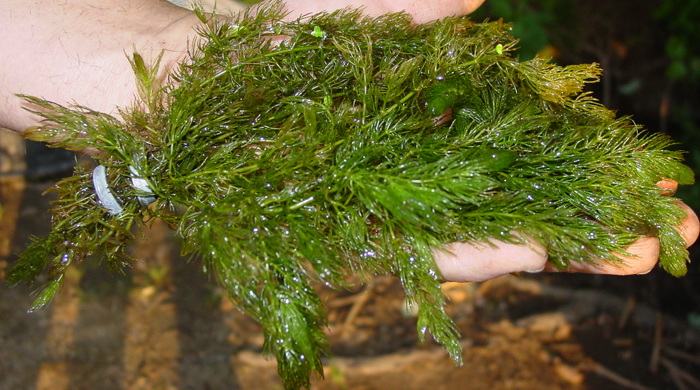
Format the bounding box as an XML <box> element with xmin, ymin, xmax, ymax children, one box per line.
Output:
<box><xmin>433</xmin><ymin>237</ymin><xmax>548</xmax><ymax>283</ymax></box>
<box><xmin>673</xmin><ymin>201</ymin><xmax>699</xmax><ymax>248</ymax></box>
<box><xmin>543</xmin><ymin>184</ymin><xmax>698</xmax><ymax>275</ymax></box>
<box><xmin>276</xmin><ymin>0</ymin><xmax>485</xmax><ymax>24</ymax></box>
<box><xmin>653</xmin><ymin>178</ymin><xmax>698</xmax><ymax>247</ymax></box>
<box><xmin>656</xmin><ymin>178</ymin><xmax>678</xmax><ymax>195</ymax></box>
<box><xmin>463</xmin><ymin>0</ymin><xmax>486</xmax><ymax>14</ymax></box>
<box><xmin>543</xmin><ymin>236</ymin><xmax>660</xmax><ymax>275</ymax></box>
<box><xmin>400</xmin><ymin>0</ymin><xmax>486</xmax><ymax>23</ymax></box>
<box><xmin>274</xmin><ymin>0</ymin><xmax>393</xmax><ymax>22</ymax></box>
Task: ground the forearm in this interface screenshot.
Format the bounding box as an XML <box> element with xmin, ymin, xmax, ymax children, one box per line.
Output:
<box><xmin>0</xmin><ymin>0</ymin><xmax>201</xmax><ymax>132</ymax></box>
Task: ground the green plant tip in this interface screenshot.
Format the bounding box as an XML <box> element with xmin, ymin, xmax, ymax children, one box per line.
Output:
<box><xmin>311</xmin><ymin>25</ymin><xmax>325</xmax><ymax>37</ymax></box>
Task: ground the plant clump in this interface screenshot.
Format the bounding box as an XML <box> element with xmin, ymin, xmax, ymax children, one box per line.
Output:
<box><xmin>8</xmin><ymin>3</ymin><xmax>694</xmax><ymax>389</ymax></box>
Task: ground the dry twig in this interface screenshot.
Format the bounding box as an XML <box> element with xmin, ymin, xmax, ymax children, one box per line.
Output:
<box><xmin>663</xmin><ymin>345</ymin><xmax>700</xmax><ymax>366</ymax></box>
<box><xmin>660</xmin><ymin>357</ymin><xmax>700</xmax><ymax>390</ymax></box>
<box><xmin>650</xmin><ymin>312</ymin><xmax>664</xmax><ymax>373</ymax></box>
<box><xmin>339</xmin><ymin>280</ymin><xmax>378</xmax><ymax>339</ymax></box>
<box><xmin>586</xmin><ymin>362</ymin><xmax>653</xmax><ymax>390</ymax></box>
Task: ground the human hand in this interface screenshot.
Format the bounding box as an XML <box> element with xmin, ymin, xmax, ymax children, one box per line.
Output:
<box><xmin>0</xmin><ymin>0</ymin><xmax>483</xmax><ymax>132</ymax></box>
<box><xmin>434</xmin><ymin>180</ymin><xmax>699</xmax><ymax>282</ymax></box>
<box><xmin>178</xmin><ymin>0</ymin><xmax>700</xmax><ymax>282</ymax></box>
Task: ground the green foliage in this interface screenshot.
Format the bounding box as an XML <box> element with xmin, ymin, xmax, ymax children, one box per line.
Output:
<box><xmin>7</xmin><ymin>3</ymin><xmax>694</xmax><ymax>388</ymax></box>
<box><xmin>656</xmin><ymin>0</ymin><xmax>700</xmax><ymax>82</ymax></box>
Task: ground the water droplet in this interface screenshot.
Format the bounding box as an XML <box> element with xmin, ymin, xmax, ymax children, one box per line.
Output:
<box><xmin>60</xmin><ymin>252</ymin><xmax>71</xmax><ymax>265</ymax></box>
<box><xmin>360</xmin><ymin>250</ymin><xmax>376</xmax><ymax>258</ymax></box>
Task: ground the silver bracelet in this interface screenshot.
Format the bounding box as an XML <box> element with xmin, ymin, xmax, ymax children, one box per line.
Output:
<box><xmin>92</xmin><ymin>164</ymin><xmax>123</xmax><ymax>216</ymax></box>
<box><xmin>92</xmin><ymin>164</ymin><xmax>156</xmax><ymax>216</ymax></box>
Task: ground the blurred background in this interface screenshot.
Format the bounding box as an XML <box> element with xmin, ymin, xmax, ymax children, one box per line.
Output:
<box><xmin>1</xmin><ymin>1</ymin><xmax>700</xmax><ymax>389</ymax></box>
<box><xmin>473</xmin><ymin>0</ymin><xmax>700</xmax><ymax>208</ymax></box>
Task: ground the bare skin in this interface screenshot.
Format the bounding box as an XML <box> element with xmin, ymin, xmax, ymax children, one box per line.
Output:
<box><xmin>0</xmin><ymin>0</ymin><xmax>197</xmax><ymax>130</ymax></box>
<box><xmin>0</xmin><ymin>0</ymin><xmax>697</xmax><ymax>282</ymax></box>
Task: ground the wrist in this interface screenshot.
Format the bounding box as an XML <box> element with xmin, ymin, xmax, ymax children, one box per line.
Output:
<box><xmin>0</xmin><ymin>0</ymin><xmax>202</xmax><ymax>132</ymax></box>
<box><xmin>71</xmin><ymin>5</ymin><xmax>204</xmax><ymax>122</ymax></box>
<box><xmin>122</xmin><ymin>12</ymin><xmax>202</xmax><ymax>110</ymax></box>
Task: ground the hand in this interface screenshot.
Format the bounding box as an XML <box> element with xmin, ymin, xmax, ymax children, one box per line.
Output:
<box><xmin>191</xmin><ymin>1</ymin><xmax>700</xmax><ymax>282</ymax></box>
<box><xmin>0</xmin><ymin>0</ymin><xmax>198</xmax><ymax>131</ymax></box>
<box><xmin>0</xmin><ymin>0</ymin><xmax>482</xmax><ymax>132</ymax></box>
<box><xmin>434</xmin><ymin>180</ymin><xmax>700</xmax><ymax>282</ymax></box>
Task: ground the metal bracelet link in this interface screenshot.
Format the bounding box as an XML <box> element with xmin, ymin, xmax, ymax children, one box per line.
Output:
<box><xmin>92</xmin><ymin>164</ymin><xmax>156</xmax><ymax>216</ymax></box>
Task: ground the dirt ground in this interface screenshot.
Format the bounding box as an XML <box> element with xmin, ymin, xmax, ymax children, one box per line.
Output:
<box><xmin>2</xmin><ymin>137</ymin><xmax>700</xmax><ymax>390</ymax></box>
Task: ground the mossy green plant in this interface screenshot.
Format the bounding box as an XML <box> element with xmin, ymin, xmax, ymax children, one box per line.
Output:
<box><xmin>8</xmin><ymin>2</ymin><xmax>694</xmax><ymax>388</ymax></box>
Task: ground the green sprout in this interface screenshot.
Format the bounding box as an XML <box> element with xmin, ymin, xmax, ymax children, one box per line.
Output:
<box><xmin>310</xmin><ymin>25</ymin><xmax>325</xmax><ymax>38</ymax></box>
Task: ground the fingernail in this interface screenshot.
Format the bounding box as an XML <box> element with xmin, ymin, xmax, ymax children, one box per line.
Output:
<box><xmin>524</xmin><ymin>265</ymin><xmax>546</xmax><ymax>273</ymax></box>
